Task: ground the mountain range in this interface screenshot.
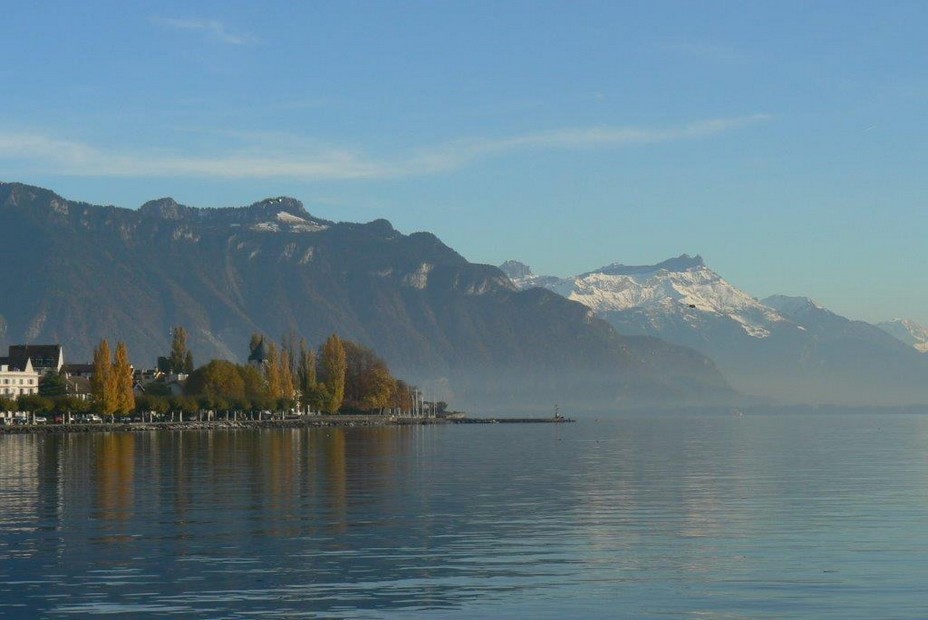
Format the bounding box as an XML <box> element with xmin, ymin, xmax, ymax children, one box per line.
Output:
<box><xmin>501</xmin><ymin>255</ymin><xmax>928</xmax><ymax>406</ymax></box>
<box><xmin>0</xmin><ymin>182</ymin><xmax>735</xmax><ymax>410</ymax></box>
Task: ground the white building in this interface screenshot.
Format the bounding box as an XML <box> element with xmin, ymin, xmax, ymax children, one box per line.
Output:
<box><xmin>0</xmin><ymin>358</ymin><xmax>39</xmax><ymax>399</ymax></box>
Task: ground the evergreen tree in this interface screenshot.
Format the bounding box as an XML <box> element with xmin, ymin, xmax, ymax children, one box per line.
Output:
<box><xmin>39</xmin><ymin>370</ymin><xmax>68</xmax><ymax>397</ymax></box>
<box><xmin>320</xmin><ymin>334</ymin><xmax>346</xmax><ymax>414</ymax></box>
<box><xmin>183</xmin><ymin>350</ymin><xmax>194</xmax><ymax>374</ymax></box>
<box><xmin>113</xmin><ymin>341</ymin><xmax>135</xmax><ymax>415</ymax></box>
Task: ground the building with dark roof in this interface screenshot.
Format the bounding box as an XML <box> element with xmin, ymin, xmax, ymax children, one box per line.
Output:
<box><xmin>61</xmin><ymin>363</ymin><xmax>94</xmax><ymax>378</ymax></box>
<box><xmin>3</xmin><ymin>345</ymin><xmax>64</xmax><ymax>375</ymax></box>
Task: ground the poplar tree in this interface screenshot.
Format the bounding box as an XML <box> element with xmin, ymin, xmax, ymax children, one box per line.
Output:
<box><xmin>297</xmin><ymin>339</ymin><xmax>317</xmax><ymax>411</ymax></box>
<box><xmin>169</xmin><ymin>327</ymin><xmax>190</xmax><ymax>373</ymax></box>
<box><xmin>113</xmin><ymin>341</ymin><xmax>135</xmax><ymax>415</ymax></box>
<box><xmin>320</xmin><ymin>334</ymin><xmax>346</xmax><ymax>414</ymax></box>
<box><xmin>265</xmin><ymin>341</ymin><xmax>282</xmax><ymax>403</ymax></box>
<box><xmin>91</xmin><ymin>340</ymin><xmax>118</xmax><ymax>415</ymax></box>
<box><xmin>279</xmin><ymin>346</ymin><xmax>295</xmax><ymax>407</ymax></box>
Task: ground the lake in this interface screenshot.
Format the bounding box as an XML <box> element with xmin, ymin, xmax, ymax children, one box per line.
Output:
<box><xmin>2</xmin><ymin>410</ymin><xmax>928</xmax><ymax>618</ymax></box>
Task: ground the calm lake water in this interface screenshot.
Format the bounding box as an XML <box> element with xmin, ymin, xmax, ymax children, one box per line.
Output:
<box><xmin>3</xmin><ymin>411</ymin><xmax>928</xmax><ymax>618</ymax></box>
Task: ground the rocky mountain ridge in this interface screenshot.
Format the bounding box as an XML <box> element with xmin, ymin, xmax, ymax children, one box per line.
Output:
<box><xmin>0</xmin><ymin>182</ymin><xmax>735</xmax><ymax>410</ymax></box>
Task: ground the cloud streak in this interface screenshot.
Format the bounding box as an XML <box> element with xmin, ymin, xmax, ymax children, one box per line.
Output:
<box><xmin>150</xmin><ymin>17</ymin><xmax>257</xmax><ymax>45</ymax></box>
<box><xmin>0</xmin><ymin>115</ymin><xmax>770</xmax><ymax>181</ymax></box>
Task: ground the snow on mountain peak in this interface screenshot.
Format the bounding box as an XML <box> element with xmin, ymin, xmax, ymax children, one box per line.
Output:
<box><xmin>249</xmin><ymin>210</ymin><xmax>329</xmax><ymax>233</ymax></box>
<box><xmin>275</xmin><ymin>210</ymin><xmax>329</xmax><ymax>232</ymax></box>
<box><xmin>504</xmin><ymin>255</ymin><xmax>787</xmax><ymax>339</ymax></box>
<box><xmin>761</xmin><ymin>295</ymin><xmax>826</xmax><ymax>318</ymax></box>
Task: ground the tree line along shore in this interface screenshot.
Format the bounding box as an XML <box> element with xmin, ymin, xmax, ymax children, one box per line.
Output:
<box><xmin>1</xmin><ymin>328</ymin><xmax>448</xmax><ymax>426</ymax></box>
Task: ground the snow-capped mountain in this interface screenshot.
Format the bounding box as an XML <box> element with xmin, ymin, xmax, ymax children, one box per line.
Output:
<box><xmin>877</xmin><ymin>319</ymin><xmax>928</xmax><ymax>353</ymax></box>
<box><xmin>504</xmin><ymin>255</ymin><xmax>796</xmax><ymax>340</ymax></box>
<box><xmin>503</xmin><ymin>255</ymin><xmax>928</xmax><ymax>405</ymax></box>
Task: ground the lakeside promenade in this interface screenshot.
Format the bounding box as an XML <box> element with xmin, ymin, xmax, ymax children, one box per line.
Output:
<box><xmin>0</xmin><ymin>414</ymin><xmax>573</xmax><ymax>435</ymax></box>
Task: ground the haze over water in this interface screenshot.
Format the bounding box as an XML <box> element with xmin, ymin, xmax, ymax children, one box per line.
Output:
<box><xmin>3</xmin><ymin>412</ymin><xmax>928</xmax><ymax>618</ymax></box>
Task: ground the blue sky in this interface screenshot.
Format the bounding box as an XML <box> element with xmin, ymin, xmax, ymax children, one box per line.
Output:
<box><xmin>2</xmin><ymin>1</ymin><xmax>926</xmax><ymax>324</ymax></box>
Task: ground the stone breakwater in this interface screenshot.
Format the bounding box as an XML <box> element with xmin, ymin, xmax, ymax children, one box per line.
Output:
<box><xmin>0</xmin><ymin>416</ymin><xmax>448</xmax><ymax>435</ymax></box>
<box><xmin>0</xmin><ymin>415</ymin><xmax>573</xmax><ymax>436</ymax></box>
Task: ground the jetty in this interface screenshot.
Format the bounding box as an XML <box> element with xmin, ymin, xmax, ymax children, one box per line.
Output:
<box><xmin>450</xmin><ymin>417</ymin><xmax>574</xmax><ymax>424</ymax></box>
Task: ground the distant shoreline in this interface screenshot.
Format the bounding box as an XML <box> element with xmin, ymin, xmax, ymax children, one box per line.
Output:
<box><xmin>0</xmin><ymin>415</ymin><xmax>573</xmax><ymax>435</ymax></box>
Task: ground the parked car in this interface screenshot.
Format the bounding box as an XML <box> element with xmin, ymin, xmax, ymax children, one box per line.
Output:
<box><xmin>34</xmin><ymin>416</ymin><xmax>47</xmax><ymax>424</ymax></box>
<box><xmin>81</xmin><ymin>414</ymin><xmax>103</xmax><ymax>423</ymax></box>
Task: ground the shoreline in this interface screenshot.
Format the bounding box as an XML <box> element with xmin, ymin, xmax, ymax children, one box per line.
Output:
<box><xmin>0</xmin><ymin>415</ymin><xmax>573</xmax><ymax>435</ymax></box>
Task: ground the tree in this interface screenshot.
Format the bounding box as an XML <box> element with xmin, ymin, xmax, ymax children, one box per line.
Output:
<box><xmin>169</xmin><ymin>326</ymin><xmax>191</xmax><ymax>374</ymax></box>
<box><xmin>91</xmin><ymin>340</ymin><xmax>118</xmax><ymax>415</ymax></box>
<box><xmin>52</xmin><ymin>396</ymin><xmax>90</xmax><ymax>417</ymax></box>
<box><xmin>170</xmin><ymin>396</ymin><xmax>199</xmax><ymax>418</ymax></box>
<box><xmin>17</xmin><ymin>394</ymin><xmax>53</xmax><ymax>415</ymax></box>
<box><xmin>239</xmin><ymin>364</ymin><xmax>267</xmax><ymax>411</ymax></box>
<box><xmin>135</xmin><ymin>394</ymin><xmax>169</xmax><ymax>418</ymax></box>
<box><xmin>183</xmin><ymin>350</ymin><xmax>194</xmax><ymax>374</ymax></box>
<box><xmin>39</xmin><ymin>370</ymin><xmax>68</xmax><ymax>397</ymax></box>
<box><xmin>265</xmin><ymin>341</ymin><xmax>281</xmax><ymax>403</ymax></box>
<box><xmin>143</xmin><ymin>381</ymin><xmax>173</xmax><ymax>397</ymax></box>
<box><xmin>113</xmin><ymin>341</ymin><xmax>135</xmax><ymax>415</ymax></box>
<box><xmin>279</xmin><ymin>345</ymin><xmax>295</xmax><ymax>410</ymax></box>
<box><xmin>319</xmin><ymin>334</ymin><xmax>346</xmax><ymax>414</ymax></box>
<box><xmin>343</xmin><ymin>340</ymin><xmax>396</xmax><ymax>412</ymax></box>
<box><xmin>185</xmin><ymin>360</ymin><xmax>246</xmax><ymax>408</ymax></box>
<box><xmin>297</xmin><ymin>339</ymin><xmax>318</xmax><ymax>411</ymax></box>
<box><xmin>391</xmin><ymin>380</ymin><xmax>415</xmax><ymax>414</ymax></box>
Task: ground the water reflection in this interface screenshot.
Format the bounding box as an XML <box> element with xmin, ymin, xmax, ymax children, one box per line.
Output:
<box><xmin>96</xmin><ymin>433</ymin><xmax>135</xmax><ymax>522</ymax></box>
<box><xmin>2</xmin><ymin>415</ymin><xmax>928</xmax><ymax>617</ymax></box>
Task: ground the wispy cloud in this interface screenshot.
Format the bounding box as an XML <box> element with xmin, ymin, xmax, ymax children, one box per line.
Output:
<box><xmin>150</xmin><ymin>17</ymin><xmax>257</xmax><ymax>45</ymax></box>
<box><xmin>0</xmin><ymin>115</ymin><xmax>770</xmax><ymax>181</ymax></box>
